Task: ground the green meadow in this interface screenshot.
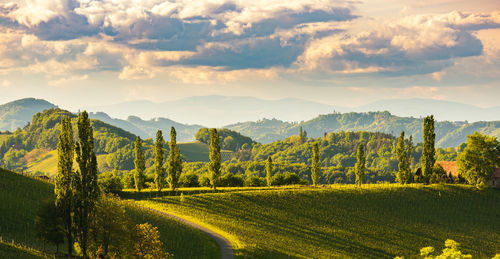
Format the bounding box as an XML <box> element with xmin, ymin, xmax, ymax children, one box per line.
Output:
<box><xmin>0</xmin><ymin>168</ymin><xmax>218</xmax><ymax>258</ymax></box>
<box><xmin>130</xmin><ymin>184</ymin><xmax>500</xmax><ymax>258</ymax></box>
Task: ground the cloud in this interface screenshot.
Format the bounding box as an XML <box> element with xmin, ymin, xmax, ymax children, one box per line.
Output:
<box><xmin>296</xmin><ymin>11</ymin><xmax>500</xmax><ymax>76</ymax></box>
<box><xmin>0</xmin><ymin>1</ymin><xmax>498</xmax><ymax>85</ymax></box>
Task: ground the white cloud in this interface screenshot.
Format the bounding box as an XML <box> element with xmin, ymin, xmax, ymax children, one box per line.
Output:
<box><xmin>296</xmin><ymin>11</ymin><xmax>500</xmax><ymax>76</ymax></box>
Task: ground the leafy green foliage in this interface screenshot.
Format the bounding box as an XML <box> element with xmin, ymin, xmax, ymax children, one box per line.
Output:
<box><xmin>266</xmin><ymin>156</ymin><xmax>273</xmax><ymax>186</ymax></box>
<box><xmin>98</xmin><ymin>170</ymin><xmax>123</xmax><ymax>193</ymax></box>
<box><xmin>73</xmin><ymin>111</ymin><xmax>100</xmax><ymax>257</ymax></box>
<box><xmin>134</xmin><ymin>136</ymin><xmax>146</xmax><ymax>192</ymax></box>
<box><xmin>167</xmin><ymin>127</ymin><xmax>182</xmax><ymax>191</ymax></box>
<box><xmin>34</xmin><ymin>197</ymin><xmax>64</xmax><ymax>251</ymax></box>
<box><xmin>457</xmin><ymin>132</ymin><xmax>500</xmax><ymax>186</ymax></box>
<box><xmin>208</xmin><ymin>129</ymin><xmax>221</xmax><ymax>189</ymax></box>
<box><xmin>154</xmin><ymin>130</ymin><xmax>166</xmax><ymax>191</ymax></box>
<box><xmin>311</xmin><ymin>142</ymin><xmax>320</xmax><ymax>186</ymax></box>
<box><xmin>421</xmin><ymin>115</ymin><xmax>436</xmax><ymax>183</ymax></box>
<box><xmin>196</xmin><ymin>128</ymin><xmax>255</xmax><ymax>151</ymax></box>
<box><xmin>355</xmin><ymin>143</ymin><xmax>365</xmax><ymax>186</ymax></box>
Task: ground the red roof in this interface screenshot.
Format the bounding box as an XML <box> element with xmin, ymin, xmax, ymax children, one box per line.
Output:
<box><xmin>436</xmin><ymin>161</ymin><xmax>459</xmax><ymax>177</ymax></box>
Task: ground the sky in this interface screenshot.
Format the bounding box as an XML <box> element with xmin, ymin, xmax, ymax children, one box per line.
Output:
<box><xmin>0</xmin><ymin>0</ymin><xmax>499</xmax><ymax>111</ymax></box>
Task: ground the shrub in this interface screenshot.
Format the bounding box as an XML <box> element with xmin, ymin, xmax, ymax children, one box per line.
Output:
<box><xmin>179</xmin><ymin>173</ymin><xmax>200</xmax><ymax>187</ymax></box>
<box><xmin>244</xmin><ymin>175</ymin><xmax>266</xmax><ymax>187</ymax></box>
<box><xmin>271</xmin><ymin>172</ymin><xmax>308</xmax><ymax>186</ymax></box>
<box><xmin>220</xmin><ymin>173</ymin><xmax>244</xmax><ymax>187</ymax></box>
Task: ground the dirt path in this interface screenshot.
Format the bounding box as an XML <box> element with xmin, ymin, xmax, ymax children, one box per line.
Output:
<box><xmin>142</xmin><ymin>206</ymin><xmax>234</xmax><ymax>259</ymax></box>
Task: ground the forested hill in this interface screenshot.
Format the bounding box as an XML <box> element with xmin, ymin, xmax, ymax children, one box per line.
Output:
<box><xmin>225</xmin><ymin>111</ymin><xmax>500</xmax><ymax>147</ymax></box>
<box><xmin>0</xmin><ymin>108</ymin><xmax>139</xmax><ymax>173</ymax></box>
<box><xmin>0</xmin><ymin>98</ymin><xmax>57</xmax><ymax>132</ymax></box>
<box><xmin>89</xmin><ymin>112</ymin><xmax>202</xmax><ymax>142</ymax></box>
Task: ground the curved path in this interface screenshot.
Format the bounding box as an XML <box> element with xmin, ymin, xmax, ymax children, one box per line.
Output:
<box><xmin>142</xmin><ymin>206</ymin><xmax>234</xmax><ymax>259</ymax></box>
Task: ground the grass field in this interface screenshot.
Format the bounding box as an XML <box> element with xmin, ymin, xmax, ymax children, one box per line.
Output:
<box><xmin>131</xmin><ymin>184</ymin><xmax>500</xmax><ymax>258</ymax></box>
<box><xmin>0</xmin><ymin>167</ymin><xmax>219</xmax><ymax>258</ymax></box>
<box><xmin>0</xmin><ymin>241</ymin><xmax>47</xmax><ymax>259</ymax></box>
<box><xmin>0</xmin><ymin>168</ymin><xmax>54</xmax><ymax>251</ymax></box>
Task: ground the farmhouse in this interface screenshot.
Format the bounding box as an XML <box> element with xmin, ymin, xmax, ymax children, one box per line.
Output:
<box><xmin>435</xmin><ymin>161</ymin><xmax>500</xmax><ymax>188</ymax></box>
<box><xmin>435</xmin><ymin>161</ymin><xmax>458</xmax><ymax>177</ymax></box>
<box><xmin>488</xmin><ymin>168</ymin><xmax>500</xmax><ymax>188</ymax></box>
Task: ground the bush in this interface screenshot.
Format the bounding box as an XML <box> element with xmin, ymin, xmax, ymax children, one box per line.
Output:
<box><xmin>179</xmin><ymin>173</ymin><xmax>200</xmax><ymax>187</ymax></box>
<box><xmin>98</xmin><ymin>170</ymin><xmax>123</xmax><ymax>193</ymax></box>
<box><xmin>199</xmin><ymin>175</ymin><xmax>211</xmax><ymax>187</ymax></box>
<box><xmin>430</xmin><ymin>164</ymin><xmax>447</xmax><ymax>184</ymax></box>
<box><xmin>122</xmin><ymin>171</ymin><xmax>136</xmax><ymax>189</ymax></box>
<box><xmin>220</xmin><ymin>173</ymin><xmax>244</xmax><ymax>187</ymax></box>
<box><xmin>244</xmin><ymin>175</ymin><xmax>266</xmax><ymax>187</ymax></box>
<box><xmin>271</xmin><ymin>172</ymin><xmax>308</xmax><ymax>186</ymax></box>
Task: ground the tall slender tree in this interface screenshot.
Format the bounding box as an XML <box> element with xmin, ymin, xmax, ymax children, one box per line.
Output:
<box><xmin>134</xmin><ymin>136</ymin><xmax>146</xmax><ymax>192</ymax></box>
<box><xmin>396</xmin><ymin>131</ymin><xmax>406</xmax><ymax>184</ymax></box>
<box><xmin>355</xmin><ymin>143</ymin><xmax>365</xmax><ymax>187</ymax></box>
<box><xmin>74</xmin><ymin>111</ymin><xmax>99</xmax><ymax>258</ymax></box>
<box><xmin>299</xmin><ymin>126</ymin><xmax>307</xmax><ymax>144</ymax></box>
<box><xmin>208</xmin><ymin>128</ymin><xmax>221</xmax><ymax>190</ymax></box>
<box><xmin>154</xmin><ymin>130</ymin><xmax>165</xmax><ymax>191</ymax></box>
<box><xmin>54</xmin><ymin>117</ymin><xmax>74</xmax><ymax>256</ymax></box>
<box><xmin>167</xmin><ymin>127</ymin><xmax>182</xmax><ymax>191</ymax></box>
<box><xmin>404</xmin><ymin>136</ymin><xmax>414</xmax><ymax>183</ymax></box>
<box><xmin>311</xmin><ymin>142</ymin><xmax>320</xmax><ymax>186</ymax></box>
<box><xmin>266</xmin><ymin>156</ymin><xmax>273</xmax><ymax>187</ymax></box>
<box><xmin>421</xmin><ymin>115</ymin><xmax>436</xmax><ymax>183</ymax></box>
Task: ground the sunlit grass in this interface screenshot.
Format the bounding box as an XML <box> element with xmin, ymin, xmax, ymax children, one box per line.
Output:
<box><xmin>130</xmin><ymin>184</ymin><xmax>500</xmax><ymax>258</ymax></box>
<box><xmin>0</xmin><ymin>167</ymin><xmax>219</xmax><ymax>258</ymax></box>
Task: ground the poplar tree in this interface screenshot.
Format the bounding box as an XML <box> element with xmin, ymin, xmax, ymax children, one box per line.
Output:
<box><xmin>299</xmin><ymin>126</ymin><xmax>307</xmax><ymax>144</ymax></box>
<box><xmin>154</xmin><ymin>130</ymin><xmax>165</xmax><ymax>191</ymax></box>
<box><xmin>167</xmin><ymin>127</ymin><xmax>182</xmax><ymax>191</ymax></box>
<box><xmin>396</xmin><ymin>131</ymin><xmax>406</xmax><ymax>184</ymax></box>
<box><xmin>421</xmin><ymin>115</ymin><xmax>436</xmax><ymax>183</ymax></box>
<box><xmin>266</xmin><ymin>156</ymin><xmax>273</xmax><ymax>187</ymax></box>
<box><xmin>355</xmin><ymin>143</ymin><xmax>365</xmax><ymax>186</ymax></box>
<box><xmin>74</xmin><ymin>111</ymin><xmax>99</xmax><ymax>258</ymax></box>
<box><xmin>134</xmin><ymin>136</ymin><xmax>146</xmax><ymax>192</ymax></box>
<box><xmin>54</xmin><ymin>117</ymin><xmax>74</xmax><ymax>256</ymax></box>
<box><xmin>404</xmin><ymin>136</ymin><xmax>414</xmax><ymax>183</ymax></box>
<box><xmin>311</xmin><ymin>142</ymin><xmax>320</xmax><ymax>186</ymax></box>
<box><xmin>208</xmin><ymin>128</ymin><xmax>221</xmax><ymax>190</ymax></box>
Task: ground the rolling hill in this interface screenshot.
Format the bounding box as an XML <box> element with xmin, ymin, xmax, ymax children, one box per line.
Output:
<box><xmin>132</xmin><ymin>184</ymin><xmax>500</xmax><ymax>258</ymax></box>
<box><xmin>225</xmin><ymin>111</ymin><xmax>500</xmax><ymax>147</ymax></box>
<box><xmin>0</xmin><ymin>98</ymin><xmax>57</xmax><ymax>132</ymax></box>
<box><xmin>0</xmin><ymin>167</ymin><xmax>219</xmax><ymax>258</ymax></box>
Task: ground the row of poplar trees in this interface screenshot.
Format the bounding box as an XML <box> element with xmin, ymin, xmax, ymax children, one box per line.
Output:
<box><xmin>396</xmin><ymin>115</ymin><xmax>436</xmax><ymax>184</ymax></box>
<box><xmin>133</xmin><ymin>127</ymin><xmax>183</xmax><ymax>192</ymax></box>
<box><xmin>133</xmin><ymin>127</ymin><xmax>224</xmax><ymax>191</ymax></box>
<box><xmin>55</xmin><ymin>111</ymin><xmax>98</xmax><ymax>258</ymax></box>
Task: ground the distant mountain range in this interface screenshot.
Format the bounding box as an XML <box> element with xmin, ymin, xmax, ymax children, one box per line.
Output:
<box><xmin>1</xmin><ymin>97</ymin><xmax>499</xmax><ymax>147</ymax></box>
<box><xmin>0</xmin><ymin>98</ymin><xmax>57</xmax><ymax>131</ymax></box>
<box><xmin>88</xmin><ymin>112</ymin><xmax>202</xmax><ymax>142</ymax></box>
<box><xmin>84</xmin><ymin>96</ymin><xmax>499</xmax><ymax>127</ymax></box>
<box><xmin>85</xmin><ymin>96</ymin><xmax>336</xmax><ymax>127</ymax></box>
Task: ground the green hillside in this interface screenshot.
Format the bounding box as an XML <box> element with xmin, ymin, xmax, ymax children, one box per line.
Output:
<box><xmin>0</xmin><ymin>98</ymin><xmax>57</xmax><ymax>132</ymax></box>
<box><xmin>132</xmin><ymin>184</ymin><xmax>500</xmax><ymax>258</ymax></box>
<box><xmin>0</xmin><ymin>109</ymin><xmax>231</xmax><ymax>176</ymax></box>
<box><xmin>0</xmin><ymin>168</ymin><xmax>54</xmax><ymax>252</ymax></box>
<box><xmin>0</xmin><ymin>167</ymin><xmax>219</xmax><ymax>258</ymax></box>
<box><xmin>226</xmin><ymin>112</ymin><xmax>500</xmax><ymax>147</ymax></box>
